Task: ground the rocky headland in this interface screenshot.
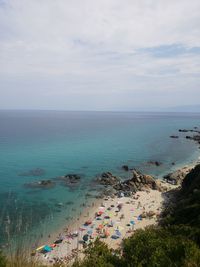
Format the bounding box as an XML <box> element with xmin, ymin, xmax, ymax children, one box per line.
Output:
<box><xmin>96</xmin><ymin>168</ymin><xmax>168</xmax><ymax>199</ymax></box>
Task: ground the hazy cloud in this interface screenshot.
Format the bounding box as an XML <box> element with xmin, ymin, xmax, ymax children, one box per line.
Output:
<box><xmin>0</xmin><ymin>0</ymin><xmax>200</xmax><ymax>110</ymax></box>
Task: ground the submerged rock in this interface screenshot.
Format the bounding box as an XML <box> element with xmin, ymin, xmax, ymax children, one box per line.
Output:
<box><xmin>147</xmin><ymin>161</ymin><xmax>162</xmax><ymax>167</ymax></box>
<box><xmin>19</xmin><ymin>168</ymin><xmax>45</xmax><ymax>177</ymax></box>
<box><xmin>122</xmin><ymin>165</ymin><xmax>129</xmax><ymax>171</ymax></box>
<box><xmin>65</xmin><ymin>201</ymin><xmax>74</xmax><ymax>205</ymax></box>
<box><xmin>170</xmin><ymin>135</ymin><xmax>179</xmax><ymax>139</ymax></box>
<box><xmin>58</xmin><ymin>174</ymin><xmax>81</xmax><ymax>186</ymax></box>
<box><xmin>64</xmin><ymin>174</ymin><xmax>81</xmax><ymax>182</ymax></box>
<box><xmin>24</xmin><ymin>179</ymin><xmax>55</xmax><ymax>189</ymax></box>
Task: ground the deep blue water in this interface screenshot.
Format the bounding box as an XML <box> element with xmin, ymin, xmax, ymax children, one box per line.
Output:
<box><xmin>0</xmin><ymin>110</ymin><xmax>200</xmax><ymax>247</ymax></box>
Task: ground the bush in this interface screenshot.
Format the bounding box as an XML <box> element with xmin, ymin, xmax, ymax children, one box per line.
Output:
<box><xmin>0</xmin><ymin>251</ymin><xmax>6</xmax><ymax>267</ymax></box>
<box><xmin>72</xmin><ymin>239</ymin><xmax>122</xmax><ymax>267</ymax></box>
<box><xmin>122</xmin><ymin>227</ymin><xmax>200</xmax><ymax>267</ymax></box>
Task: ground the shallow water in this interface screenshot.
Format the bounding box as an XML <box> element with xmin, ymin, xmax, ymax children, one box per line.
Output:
<box><xmin>0</xmin><ymin>110</ymin><xmax>199</xmax><ymax>247</ymax></box>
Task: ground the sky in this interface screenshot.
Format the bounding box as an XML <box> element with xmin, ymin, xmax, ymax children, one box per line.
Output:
<box><xmin>0</xmin><ymin>0</ymin><xmax>200</xmax><ymax>111</ymax></box>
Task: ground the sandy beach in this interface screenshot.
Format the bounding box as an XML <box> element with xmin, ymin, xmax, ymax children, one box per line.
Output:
<box><xmin>36</xmin><ymin>186</ymin><xmax>170</xmax><ymax>265</ymax></box>
<box><xmin>34</xmin><ymin>162</ymin><xmax>198</xmax><ymax>266</ymax></box>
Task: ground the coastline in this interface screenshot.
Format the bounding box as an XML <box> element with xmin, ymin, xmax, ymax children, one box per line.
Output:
<box><xmin>36</xmin><ymin>154</ymin><xmax>200</xmax><ymax>249</ymax></box>
<box><xmin>35</xmin><ymin>161</ymin><xmax>197</xmax><ymax>266</ymax></box>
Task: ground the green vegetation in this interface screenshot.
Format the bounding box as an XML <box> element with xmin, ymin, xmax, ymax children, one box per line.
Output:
<box><xmin>162</xmin><ymin>164</ymin><xmax>200</xmax><ymax>246</ymax></box>
<box><xmin>0</xmin><ymin>251</ymin><xmax>6</xmax><ymax>267</ymax></box>
<box><xmin>1</xmin><ymin>165</ymin><xmax>200</xmax><ymax>267</ymax></box>
<box><xmin>122</xmin><ymin>227</ymin><xmax>200</xmax><ymax>267</ymax></box>
<box><xmin>72</xmin><ymin>164</ymin><xmax>200</xmax><ymax>267</ymax></box>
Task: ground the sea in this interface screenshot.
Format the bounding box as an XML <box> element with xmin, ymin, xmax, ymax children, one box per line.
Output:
<box><xmin>0</xmin><ymin>110</ymin><xmax>200</xmax><ymax>248</ymax></box>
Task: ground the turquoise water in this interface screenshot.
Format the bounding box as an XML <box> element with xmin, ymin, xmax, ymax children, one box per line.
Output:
<box><xmin>0</xmin><ymin>110</ymin><xmax>200</xmax><ymax>247</ymax></box>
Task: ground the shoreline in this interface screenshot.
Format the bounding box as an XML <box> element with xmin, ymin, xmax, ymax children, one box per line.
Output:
<box><xmin>37</xmin><ymin>156</ymin><xmax>200</xmax><ymax>246</ymax></box>
<box><xmin>35</xmin><ymin>161</ymin><xmax>197</xmax><ymax>266</ymax></box>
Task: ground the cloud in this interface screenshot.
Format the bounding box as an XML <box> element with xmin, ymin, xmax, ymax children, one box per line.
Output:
<box><xmin>0</xmin><ymin>0</ymin><xmax>200</xmax><ymax>110</ymax></box>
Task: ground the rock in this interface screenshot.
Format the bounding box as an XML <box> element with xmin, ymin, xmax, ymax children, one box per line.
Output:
<box><xmin>147</xmin><ymin>161</ymin><xmax>162</xmax><ymax>166</ymax></box>
<box><xmin>181</xmin><ymin>164</ymin><xmax>200</xmax><ymax>194</ymax></box>
<box><xmin>147</xmin><ymin>210</ymin><xmax>156</xmax><ymax>217</ymax></box>
<box><xmin>64</xmin><ymin>174</ymin><xmax>81</xmax><ymax>182</ymax></box>
<box><xmin>59</xmin><ymin>174</ymin><xmax>81</xmax><ymax>186</ymax></box>
<box><xmin>185</xmin><ymin>134</ymin><xmax>200</xmax><ymax>145</ymax></box>
<box><xmin>179</xmin><ymin>129</ymin><xmax>189</xmax><ymax>132</ymax></box>
<box><xmin>122</xmin><ymin>165</ymin><xmax>129</xmax><ymax>171</ymax></box>
<box><xmin>113</xmin><ymin>169</ymin><xmax>162</xmax><ymax>193</ymax></box>
<box><xmin>170</xmin><ymin>135</ymin><xmax>179</xmax><ymax>139</ymax></box>
<box><xmin>97</xmin><ymin>172</ymin><xmax>119</xmax><ymax>186</ymax></box>
<box><xmin>163</xmin><ymin>167</ymin><xmax>190</xmax><ymax>185</ymax></box>
<box><xmin>24</xmin><ymin>179</ymin><xmax>55</xmax><ymax>189</ymax></box>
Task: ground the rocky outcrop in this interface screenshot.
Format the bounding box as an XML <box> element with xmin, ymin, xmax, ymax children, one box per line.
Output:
<box><xmin>177</xmin><ymin>128</ymin><xmax>200</xmax><ymax>145</ymax></box>
<box><xmin>179</xmin><ymin>128</ymin><xmax>200</xmax><ymax>134</ymax></box>
<box><xmin>186</xmin><ymin>135</ymin><xmax>200</xmax><ymax>144</ymax></box>
<box><xmin>97</xmin><ymin>172</ymin><xmax>119</xmax><ymax>186</ymax></box>
<box><xmin>24</xmin><ymin>179</ymin><xmax>55</xmax><ymax>189</ymax></box>
<box><xmin>59</xmin><ymin>174</ymin><xmax>81</xmax><ymax>186</ymax></box>
<box><xmin>181</xmin><ymin>164</ymin><xmax>200</xmax><ymax>195</ymax></box>
<box><xmin>113</xmin><ymin>169</ymin><xmax>162</xmax><ymax>193</ymax></box>
<box><xmin>179</xmin><ymin>129</ymin><xmax>189</xmax><ymax>132</ymax></box>
<box><xmin>163</xmin><ymin>167</ymin><xmax>191</xmax><ymax>185</ymax></box>
<box><xmin>64</xmin><ymin>174</ymin><xmax>81</xmax><ymax>183</ymax></box>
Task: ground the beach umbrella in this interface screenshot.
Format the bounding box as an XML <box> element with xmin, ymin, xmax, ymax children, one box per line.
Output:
<box><xmin>115</xmin><ymin>230</ymin><xmax>121</xmax><ymax>237</ymax></box>
<box><xmin>98</xmin><ymin>210</ymin><xmax>104</xmax><ymax>215</ymax></box>
<box><xmin>84</xmin><ymin>219</ymin><xmax>92</xmax><ymax>226</ymax></box>
<box><xmin>83</xmin><ymin>234</ymin><xmax>89</xmax><ymax>242</ymax></box>
<box><xmin>137</xmin><ymin>215</ymin><xmax>142</xmax><ymax>221</ymax></box>
<box><xmin>96</xmin><ymin>217</ymin><xmax>102</xmax><ymax>220</ymax></box>
<box><xmin>36</xmin><ymin>245</ymin><xmax>45</xmax><ymax>251</ymax></box>
<box><xmin>130</xmin><ymin>220</ymin><xmax>135</xmax><ymax>225</ymax></box>
<box><xmin>97</xmin><ymin>224</ymin><xmax>104</xmax><ymax>230</ymax></box>
<box><xmin>43</xmin><ymin>245</ymin><xmax>52</xmax><ymax>253</ymax></box>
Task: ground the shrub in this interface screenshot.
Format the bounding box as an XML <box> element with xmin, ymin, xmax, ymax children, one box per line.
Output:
<box><xmin>122</xmin><ymin>227</ymin><xmax>200</xmax><ymax>267</ymax></box>
<box><xmin>72</xmin><ymin>239</ymin><xmax>122</xmax><ymax>267</ymax></box>
<box><xmin>0</xmin><ymin>251</ymin><xmax>7</xmax><ymax>267</ymax></box>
